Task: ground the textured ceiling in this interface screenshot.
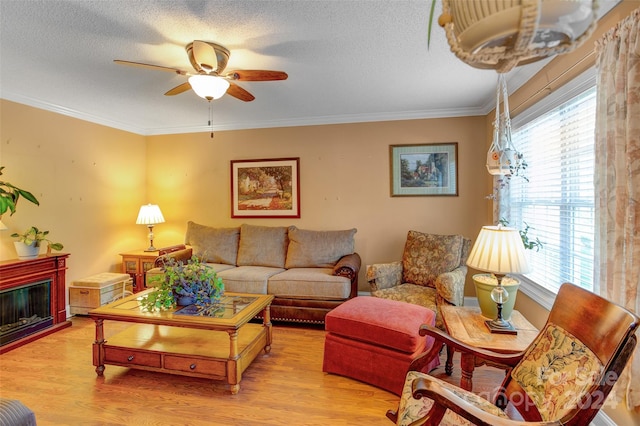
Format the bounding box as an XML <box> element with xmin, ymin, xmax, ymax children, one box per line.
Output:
<box><xmin>0</xmin><ymin>0</ymin><xmax>597</xmax><ymax>135</ymax></box>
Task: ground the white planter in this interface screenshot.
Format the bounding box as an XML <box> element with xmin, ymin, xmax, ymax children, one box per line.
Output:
<box><xmin>472</xmin><ymin>273</ymin><xmax>520</xmax><ymax>321</ymax></box>
<box><xmin>14</xmin><ymin>241</ymin><xmax>40</xmax><ymax>259</ymax></box>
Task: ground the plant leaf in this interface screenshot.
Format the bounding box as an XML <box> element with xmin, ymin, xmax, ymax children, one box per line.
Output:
<box><xmin>427</xmin><ymin>0</ymin><xmax>437</xmax><ymax>49</ymax></box>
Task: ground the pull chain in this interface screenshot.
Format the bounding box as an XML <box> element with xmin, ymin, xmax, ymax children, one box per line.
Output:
<box><xmin>208</xmin><ymin>100</ymin><xmax>214</xmax><ymax>139</ymax></box>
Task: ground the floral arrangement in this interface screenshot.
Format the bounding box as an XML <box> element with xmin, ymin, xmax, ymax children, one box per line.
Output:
<box><xmin>141</xmin><ymin>256</ymin><xmax>224</xmax><ymax>312</ymax></box>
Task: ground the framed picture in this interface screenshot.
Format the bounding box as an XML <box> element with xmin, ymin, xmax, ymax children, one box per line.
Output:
<box><xmin>231</xmin><ymin>157</ymin><xmax>300</xmax><ymax>218</ymax></box>
<box><xmin>390</xmin><ymin>143</ymin><xmax>458</xmax><ymax>196</ymax></box>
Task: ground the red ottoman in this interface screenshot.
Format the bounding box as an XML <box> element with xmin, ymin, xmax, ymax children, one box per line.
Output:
<box><xmin>322</xmin><ymin>297</ymin><xmax>440</xmax><ymax>395</ymax></box>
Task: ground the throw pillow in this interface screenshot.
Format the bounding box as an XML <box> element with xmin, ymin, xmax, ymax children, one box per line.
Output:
<box><xmin>236</xmin><ymin>224</ymin><xmax>289</xmax><ymax>268</ymax></box>
<box><xmin>184</xmin><ymin>221</ymin><xmax>240</xmax><ymax>265</ymax></box>
<box><xmin>285</xmin><ymin>226</ymin><xmax>357</xmax><ymax>268</ymax></box>
<box><xmin>402</xmin><ymin>231</ymin><xmax>463</xmax><ymax>288</ymax></box>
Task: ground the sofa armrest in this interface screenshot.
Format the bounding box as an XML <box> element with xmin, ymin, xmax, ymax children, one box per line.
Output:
<box><xmin>435</xmin><ymin>265</ymin><xmax>467</xmax><ymax>306</ymax></box>
<box><xmin>366</xmin><ymin>261</ymin><xmax>402</xmax><ymax>292</ymax></box>
<box><xmin>153</xmin><ymin>247</ymin><xmax>193</xmax><ymax>267</ymax></box>
<box><xmin>333</xmin><ymin>253</ymin><xmax>361</xmax><ymax>299</ymax></box>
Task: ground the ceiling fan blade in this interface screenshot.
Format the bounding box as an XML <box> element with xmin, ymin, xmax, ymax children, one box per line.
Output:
<box><xmin>192</xmin><ymin>40</ymin><xmax>218</xmax><ymax>73</ymax></box>
<box><xmin>227</xmin><ymin>70</ymin><xmax>288</xmax><ymax>81</ymax></box>
<box><xmin>226</xmin><ymin>82</ymin><xmax>255</xmax><ymax>102</ymax></box>
<box><xmin>114</xmin><ymin>60</ymin><xmax>187</xmax><ymax>75</ymax></box>
<box><xmin>164</xmin><ymin>82</ymin><xmax>192</xmax><ymax>96</ymax></box>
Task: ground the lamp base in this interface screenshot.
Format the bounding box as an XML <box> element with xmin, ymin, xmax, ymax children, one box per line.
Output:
<box><xmin>144</xmin><ymin>246</ymin><xmax>157</xmax><ymax>252</ymax></box>
<box><xmin>485</xmin><ymin>318</ymin><xmax>517</xmax><ymax>335</ymax></box>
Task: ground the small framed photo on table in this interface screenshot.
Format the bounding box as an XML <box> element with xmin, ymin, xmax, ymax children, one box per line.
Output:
<box><xmin>390</xmin><ymin>143</ymin><xmax>458</xmax><ymax>196</ymax></box>
<box><xmin>231</xmin><ymin>157</ymin><xmax>300</xmax><ymax>218</ymax></box>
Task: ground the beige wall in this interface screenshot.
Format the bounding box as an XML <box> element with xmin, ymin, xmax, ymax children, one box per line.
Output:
<box><xmin>0</xmin><ymin>100</ymin><xmax>148</xmax><ymax>284</ymax></box>
<box><xmin>0</xmin><ymin>100</ymin><xmax>488</xmax><ymax>296</ymax></box>
<box><xmin>145</xmin><ymin>118</ymin><xmax>489</xmax><ymax>293</ymax></box>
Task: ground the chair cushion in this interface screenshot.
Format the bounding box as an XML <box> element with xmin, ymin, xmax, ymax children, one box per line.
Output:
<box><xmin>285</xmin><ymin>226</ymin><xmax>356</xmax><ymax>268</ymax></box>
<box><xmin>325</xmin><ymin>297</ymin><xmax>435</xmax><ymax>353</ymax></box>
<box><xmin>371</xmin><ymin>284</ymin><xmax>441</xmax><ymax>329</ymax></box>
<box><xmin>237</xmin><ymin>224</ymin><xmax>289</xmax><ymax>268</ymax></box>
<box><xmin>402</xmin><ymin>231</ymin><xmax>463</xmax><ymax>288</ymax></box>
<box><xmin>185</xmin><ymin>221</ymin><xmax>240</xmax><ymax>265</ymax></box>
<box><xmin>396</xmin><ymin>371</ymin><xmax>508</xmax><ymax>426</ymax></box>
<box><xmin>511</xmin><ymin>324</ymin><xmax>603</xmax><ymax>421</ymax></box>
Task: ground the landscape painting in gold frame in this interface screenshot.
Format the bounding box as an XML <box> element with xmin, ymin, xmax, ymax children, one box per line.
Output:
<box><xmin>390</xmin><ymin>143</ymin><xmax>458</xmax><ymax>196</ymax></box>
<box><xmin>231</xmin><ymin>157</ymin><xmax>300</xmax><ymax>218</ymax></box>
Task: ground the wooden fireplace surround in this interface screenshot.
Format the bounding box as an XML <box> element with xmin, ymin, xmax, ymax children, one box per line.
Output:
<box><xmin>0</xmin><ymin>254</ymin><xmax>71</xmax><ymax>354</ymax></box>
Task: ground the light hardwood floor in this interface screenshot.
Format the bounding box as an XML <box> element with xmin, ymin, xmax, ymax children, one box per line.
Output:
<box><xmin>0</xmin><ymin>317</ymin><xmax>503</xmax><ymax>425</ymax></box>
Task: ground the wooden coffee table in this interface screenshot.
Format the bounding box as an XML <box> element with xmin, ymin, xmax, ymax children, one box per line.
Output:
<box><xmin>440</xmin><ymin>305</ymin><xmax>538</xmax><ymax>391</ymax></box>
<box><xmin>89</xmin><ymin>290</ymin><xmax>274</xmax><ymax>394</ymax></box>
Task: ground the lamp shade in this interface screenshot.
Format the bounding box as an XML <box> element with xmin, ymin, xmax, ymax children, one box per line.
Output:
<box><xmin>188</xmin><ymin>75</ymin><xmax>230</xmax><ymax>100</ymax></box>
<box><xmin>466</xmin><ymin>226</ymin><xmax>530</xmax><ymax>275</ymax></box>
<box><xmin>136</xmin><ymin>204</ymin><xmax>165</xmax><ymax>225</ymax></box>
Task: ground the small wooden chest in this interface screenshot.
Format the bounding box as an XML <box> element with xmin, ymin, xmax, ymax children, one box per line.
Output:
<box><xmin>70</xmin><ymin>272</ymin><xmax>133</xmax><ymax>315</ymax></box>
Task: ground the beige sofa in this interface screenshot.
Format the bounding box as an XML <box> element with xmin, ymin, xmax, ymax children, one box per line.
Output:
<box><xmin>151</xmin><ymin>222</ymin><xmax>361</xmax><ymax>324</ymax></box>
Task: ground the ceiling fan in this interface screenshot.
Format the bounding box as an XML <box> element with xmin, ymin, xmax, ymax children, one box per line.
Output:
<box><xmin>114</xmin><ymin>40</ymin><xmax>288</xmax><ymax>102</ymax></box>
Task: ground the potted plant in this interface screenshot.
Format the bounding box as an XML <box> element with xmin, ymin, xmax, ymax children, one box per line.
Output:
<box><xmin>0</xmin><ymin>166</ymin><xmax>40</xmax><ymax>217</ymax></box>
<box><xmin>141</xmin><ymin>256</ymin><xmax>224</xmax><ymax>312</ymax></box>
<box><xmin>11</xmin><ymin>226</ymin><xmax>64</xmax><ymax>259</ymax></box>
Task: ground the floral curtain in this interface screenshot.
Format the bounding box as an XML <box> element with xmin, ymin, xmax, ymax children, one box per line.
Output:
<box><xmin>594</xmin><ymin>7</ymin><xmax>640</xmax><ymax>411</ymax></box>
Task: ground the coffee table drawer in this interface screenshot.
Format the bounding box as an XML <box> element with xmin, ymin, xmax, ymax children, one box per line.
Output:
<box><xmin>165</xmin><ymin>354</ymin><xmax>226</xmax><ymax>376</ymax></box>
<box><xmin>104</xmin><ymin>347</ymin><xmax>161</xmax><ymax>368</ymax></box>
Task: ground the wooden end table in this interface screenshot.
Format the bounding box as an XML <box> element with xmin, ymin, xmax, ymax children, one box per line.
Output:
<box><xmin>441</xmin><ymin>305</ymin><xmax>538</xmax><ymax>391</ymax></box>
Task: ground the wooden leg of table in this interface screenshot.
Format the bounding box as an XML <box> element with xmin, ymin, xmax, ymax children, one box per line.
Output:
<box><xmin>460</xmin><ymin>353</ymin><xmax>475</xmax><ymax>391</ymax></box>
<box><xmin>92</xmin><ymin>318</ymin><xmax>105</xmax><ymax>376</ymax></box>
<box><xmin>263</xmin><ymin>305</ymin><xmax>272</xmax><ymax>353</ymax></box>
<box><xmin>227</xmin><ymin>330</ymin><xmax>240</xmax><ymax>394</ymax></box>
<box><xmin>445</xmin><ymin>345</ymin><xmax>454</xmax><ymax>376</ymax></box>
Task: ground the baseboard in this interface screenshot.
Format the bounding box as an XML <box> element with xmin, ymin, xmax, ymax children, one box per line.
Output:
<box><xmin>591</xmin><ymin>411</ymin><xmax>616</xmax><ymax>426</ymax></box>
<box><xmin>464</xmin><ymin>296</ymin><xmax>479</xmax><ymax>307</ymax></box>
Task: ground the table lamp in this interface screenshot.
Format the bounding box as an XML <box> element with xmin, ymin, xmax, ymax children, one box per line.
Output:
<box><xmin>466</xmin><ymin>225</ymin><xmax>530</xmax><ymax>334</ymax></box>
<box><xmin>136</xmin><ymin>204</ymin><xmax>165</xmax><ymax>252</ymax></box>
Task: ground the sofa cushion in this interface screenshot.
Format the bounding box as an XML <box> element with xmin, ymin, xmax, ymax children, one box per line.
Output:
<box><xmin>217</xmin><ymin>266</ymin><xmax>284</xmax><ymax>294</ymax></box>
<box><xmin>236</xmin><ymin>224</ymin><xmax>289</xmax><ymax>268</ymax></box>
<box><xmin>268</xmin><ymin>268</ymin><xmax>352</xmax><ymax>299</ymax></box>
<box><xmin>402</xmin><ymin>231</ymin><xmax>463</xmax><ymax>288</ymax></box>
<box><xmin>184</xmin><ymin>221</ymin><xmax>240</xmax><ymax>265</ymax></box>
<box><xmin>285</xmin><ymin>226</ymin><xmax>357</xmax><ymax>268</ymax></box>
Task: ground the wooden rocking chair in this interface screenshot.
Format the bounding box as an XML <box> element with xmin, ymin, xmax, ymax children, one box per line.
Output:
<box><xmin>387</xmin><ymin>282</ymin><xmax>639</xmax><ymax>425</ymax></box>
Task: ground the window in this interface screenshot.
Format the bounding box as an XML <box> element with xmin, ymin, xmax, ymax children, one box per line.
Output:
<box><xmin>505</xmin><ymin>73</ymin><xmax>596</xmax><ymax>309</ymax></box>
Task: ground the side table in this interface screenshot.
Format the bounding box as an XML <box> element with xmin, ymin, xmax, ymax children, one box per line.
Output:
<box><xmin>440</xmin><ymin>305</ymin><xmax>538</xmax><ymax>391</ymax></box>
<box><xmin>119</xmin><ymin>250</ymin><xmax>160</xmax><ymax>292</ymax></box>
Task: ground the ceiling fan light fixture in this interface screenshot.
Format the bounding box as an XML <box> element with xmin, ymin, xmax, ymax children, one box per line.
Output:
<box><xmin>188</xmin><ymin>74</ymin><xmax>230</xmax><ymax>100</ymax></box>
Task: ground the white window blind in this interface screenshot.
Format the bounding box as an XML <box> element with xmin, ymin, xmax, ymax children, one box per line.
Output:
<box><xmin>508</xmin><ymin>86</ymin><xmax>596</xmax><ymax>296</ymax></box>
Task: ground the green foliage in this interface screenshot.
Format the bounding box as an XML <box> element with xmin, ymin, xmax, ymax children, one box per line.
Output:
<box><xmin>499</xmin><ymin>218</ymin><xmax>544</xmax><ymax>252</ymax></box>
<box><xmin>141</xmin><ymin>256</ymin><xmax>224</xmax><ymax>312</ymax></box>
<box><xmin>11</xmin><ymin>226</ymin><xmax>63</xmax><ymax>251</ymax></box>
<box><xmin>0</xmin><ymin>166</ymin><xmax>40</xmax><ymax>216</ymax></box>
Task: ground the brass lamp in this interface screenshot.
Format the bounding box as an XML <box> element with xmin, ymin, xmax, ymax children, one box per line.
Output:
<box><xmin>136</xmin><ymin>204</ymin><xmax>165</xmax><ymax>252</ymax></box>
<box><xmin>466</xmin><ymin>225</ymin><xmax>530</xmax><ymax>334</ymax></box>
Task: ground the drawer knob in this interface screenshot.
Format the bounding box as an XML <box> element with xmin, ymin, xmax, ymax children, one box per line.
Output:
<box><xmin>127</xmin><ymin>355</ymin><xmax>134</xmax><ymax>362</ymax></box>
<box><xmin>190</xmin><ymin>363</ymin><xmax>196</xmax><ymax>370</ymax></box>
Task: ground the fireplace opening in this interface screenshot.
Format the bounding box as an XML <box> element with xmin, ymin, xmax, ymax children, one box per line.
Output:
<box><xmin>0</xmin><ymin>279</ymin><xmax>53</xmax><ymax>346</ymax></box>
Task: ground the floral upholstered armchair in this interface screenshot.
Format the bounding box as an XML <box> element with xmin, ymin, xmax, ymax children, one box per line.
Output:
<box><xmin>367</xmin><ymin>231</ymin><xmax>471</xmax><ymax>329</ymax></box>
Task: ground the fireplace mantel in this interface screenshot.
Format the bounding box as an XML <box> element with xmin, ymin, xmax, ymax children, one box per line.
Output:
<box><xmin>0</xmin><ymin>254</ymin><xmax>71</xmax><ymax>354</ymax></box>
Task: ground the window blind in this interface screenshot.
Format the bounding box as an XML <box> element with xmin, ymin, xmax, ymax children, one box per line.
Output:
<box><xmin>509</xmin><ymin>86</ymin><xmax>596</xmax><ymax>294</ymax></box>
